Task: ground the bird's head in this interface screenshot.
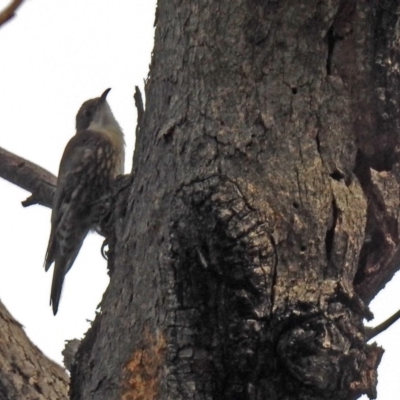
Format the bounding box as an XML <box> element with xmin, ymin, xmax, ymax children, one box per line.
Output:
<box><xmin>75</xmin><ymin>88</ymin><xmax>120</xmax><ymax>132</ymax></box>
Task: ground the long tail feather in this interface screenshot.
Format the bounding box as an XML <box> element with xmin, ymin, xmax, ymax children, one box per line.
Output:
<box><xmin>50</xmin><ymin>261</ymin><xmax>66</xmax><ymax>315</ymax></box>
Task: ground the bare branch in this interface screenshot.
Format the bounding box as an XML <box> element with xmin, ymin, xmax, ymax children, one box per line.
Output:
<box><xmin>0</xmin><ymin>146</ymin><xmax>56</xmax><ymax>208</ymax></box>
<box><xmin>0</xmin><ymin>0</ymin><xmax>24</xmax><ymax>28</ymax></box>
<box><xmin>134</xmin><ymin>85</ymin><xmax>144</xmax><ymax>135</ymax></box>
<box><xmin>132</xmin><ymin>86</ymin><xmax>144</xmax><ymax>172</ymax></box>
<box><xmin>366</xmin><ymin>308</ymin><xmax>400</xmax><ymax>341</ymax></box>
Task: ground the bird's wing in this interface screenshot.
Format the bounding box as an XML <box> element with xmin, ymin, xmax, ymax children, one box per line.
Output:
<box><xmin>54</xmin><ymin>131</ymin><xmax>110</xmax><ymax>221</ymax></box>
<box><xmin>44</xmin><ymin>131</ymin><xmax>110</xmax><ymax>269</ymax></box>
<box><xmin>44</xmin><ymin>131</ymin><xmax>114</xmax><ymax>314</ymax></box>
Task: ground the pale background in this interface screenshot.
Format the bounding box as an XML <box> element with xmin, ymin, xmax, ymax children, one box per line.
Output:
<box><xmin>0</xmin><ymin>1</ymin><xmax>398</xmax><ymax>399</ymax></box>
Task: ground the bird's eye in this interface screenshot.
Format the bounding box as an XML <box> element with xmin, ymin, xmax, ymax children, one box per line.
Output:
<box><xmin>84</xmin><ymin>109</ymin><xmax>93</xmax><ymax>118</ymax></box>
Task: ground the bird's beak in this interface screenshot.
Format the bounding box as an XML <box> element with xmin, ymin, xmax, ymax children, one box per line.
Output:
<box><xmin>99</xmin><ymin>88</ymin><xmax>111</xmax><ymax>103</ymax></box>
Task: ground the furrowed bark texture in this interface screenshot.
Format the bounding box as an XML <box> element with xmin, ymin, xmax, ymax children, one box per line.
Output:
<box><xmin>72</xmin><ymin>1</ymin><xmax>400</xmax><ymax>399</ymax></box>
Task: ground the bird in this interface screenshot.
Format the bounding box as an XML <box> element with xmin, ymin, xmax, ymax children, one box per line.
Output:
<box><xmin>44</xmin><ymin>88</ymin><xmax>125</xmax><ymax>315</ymax></box>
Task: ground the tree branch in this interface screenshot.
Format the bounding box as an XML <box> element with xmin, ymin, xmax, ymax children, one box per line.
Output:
<box><xmin>0</xmin><ymin>146</ymin><xmax>56</xmax><ymax>208</ymax></box>
<box><xmin>0</xmin><ymin>0</ymin><xmax>24</xmax><ymax>27</ymax></box>
<box><xmin>366</xmin><ymin>308</ymin><xmax>400</xmax><ymax>341</ymax></box>
<box><xmin>0</xmin><ymin>300</ymin><xmax>69</xmax><ymax>399</ymax></box>
<box><xmin>134</xmin><ymin>86</ymin><xmax>144</xmax><ymax>129</ymax></box>
<box><xmin>131</xmin><ymin>86</ymin><xmax>144</xmax><ymax>172</ymax></box>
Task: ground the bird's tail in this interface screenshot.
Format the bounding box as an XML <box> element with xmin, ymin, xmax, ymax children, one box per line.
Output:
<box><xmin>46</xmin><ymin>227</ymin><xmax>88</xmax><ymax>314</ymax></box>
<box><xmin>50</xmin><ymin>260</ymin><xmax>67</xmax><ymax>315</ymax></box>
<box><xmin>49</xmin><ymin>237</ymin><xmax>86</xmax><ymax>315</ymax></box>
<box><xmin>44</xmin><ymin>235</ymin><xmax>56</xmax><ymax>272</ymax></box>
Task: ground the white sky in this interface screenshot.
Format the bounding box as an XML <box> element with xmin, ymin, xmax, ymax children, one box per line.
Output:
<box><xmin>0</xmin><ymin>1</ymin><xmax>399</xmax><ymax>399</ymax></box>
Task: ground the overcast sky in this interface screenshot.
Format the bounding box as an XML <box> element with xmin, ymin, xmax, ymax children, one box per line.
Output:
<box><xmin>0</xmin><ymin>1</ymin><xmax>399</xmax><ymax>399</ymax></box>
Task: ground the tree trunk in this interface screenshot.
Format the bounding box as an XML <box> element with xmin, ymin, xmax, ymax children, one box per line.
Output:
<box><xmin>69</xmin><ymin>1</ymin><xmax>400</xmax><ymax>399</ymax></box>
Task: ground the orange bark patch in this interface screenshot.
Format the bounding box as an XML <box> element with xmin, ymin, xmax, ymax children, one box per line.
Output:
<box><xmin>121</xmin><ymin>328</ymin><xmax>166</xmax><ymax>400</ymax></box>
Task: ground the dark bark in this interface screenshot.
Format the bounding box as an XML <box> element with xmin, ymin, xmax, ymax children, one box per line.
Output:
<box><xmin>3</xmin><ymin>0</ymin><xmax>400</xmax><ymax>399</ymax></box>
<box><xmin>0</xmin><ymin>300</ymin><xmax>69</xmax><ymax>400</ymax></box>
<box><xmin>70</xmin><ymin>1</ymin><xmax>400</xmax><ymax>399</ymax></box>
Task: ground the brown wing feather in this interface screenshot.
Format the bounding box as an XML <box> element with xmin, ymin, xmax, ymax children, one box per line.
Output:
<box><xmin>44</xmin><ymin>130</ymin><xmax>117</xmax><ymax>314</ymax></box>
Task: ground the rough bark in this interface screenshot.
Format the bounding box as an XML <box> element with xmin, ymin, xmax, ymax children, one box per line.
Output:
<box><xmin>0</xmin><ymin>300</ymin><xmax>69</xmax><ymax>400</ymax></box>
<box><xmin>69</xmin><ymin>1</ymin><xmax>400</xmax><ymax>399</ymax></box>
<box><xmin>3</xmin><ymin>0</ymin><xmax>400</xmax><ymax>399</ymax></box>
